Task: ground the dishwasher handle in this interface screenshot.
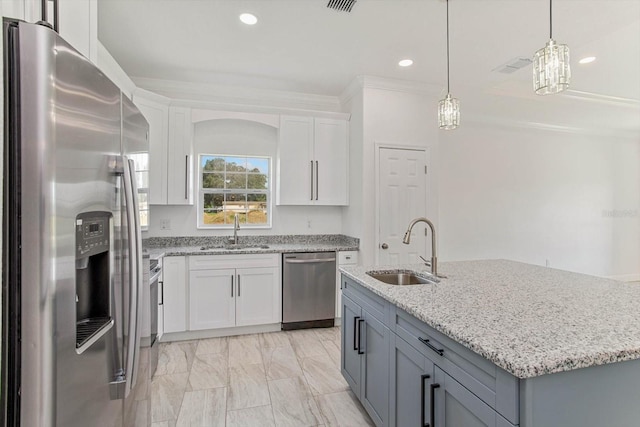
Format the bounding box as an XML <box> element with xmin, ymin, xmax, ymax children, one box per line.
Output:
<box><xmin>284</xmin><ymin>257</ymin><xmax>336</xmax><ymax>264</ymax></box>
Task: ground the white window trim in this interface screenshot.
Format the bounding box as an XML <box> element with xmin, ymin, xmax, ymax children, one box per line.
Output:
<box><xmin>197</xmin><ymin>154</ymin><xmax>273</xmax><ymax>229</ymax></box>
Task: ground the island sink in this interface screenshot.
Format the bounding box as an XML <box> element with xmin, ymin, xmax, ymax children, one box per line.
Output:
<box><xmin>366</xmin><ymin>269</ymin><xmax>439</xmax><ymax>285</ymax></box>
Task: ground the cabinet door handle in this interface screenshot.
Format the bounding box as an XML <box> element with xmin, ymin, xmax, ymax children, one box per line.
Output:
<box><xmin>353</xmin><ymin>316</ymin><xmax>360</xmax><ymax>351</ymax></box>
<box><xmin>159</xmin><ymin>281</ymin><xmax>164</xmax><ymax>305</ymax></box>
<box><xmin>310</xmin><ymin>160</ymin><xmax>314</xmax><ymax>200</ymax></box>
<box><xmin>184</xmin><ymin>155</ymin><xmax>189</xmax><ymax>199</ymax></box>
<box><xmin>237</xmin><ymin>275</ymin><xmax>241</xmax><ymax>296</ymax></box>
<box><xmin>231</xmin><ymin>275</ymin><xmax>234</xmax><ymax>297</ymax></box>
<box><xmin>430</xmin><ymin>383</ymin><xmax>440</xmax><ymax>427</ymax></box>
<box><xmin>418</xmin><ymin>337</ymin><xmax>444</xmax><ymax>356</ymax></box>
<box><xmin>315</xmin><ymin>160</ymin><xmax>319</xmax><ymax>200</ymax></box>
<box><xmin>421</xmin><ymin>374</ymin><xmax>431</xmax><ymax>427</ymax></box>
<box><xmin>357</xmin><ymin>318</ymin><xmax>365</xmax><ymax>354</ymax></box>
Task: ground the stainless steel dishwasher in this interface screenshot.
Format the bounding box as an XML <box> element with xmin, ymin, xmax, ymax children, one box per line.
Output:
<box><xmin>282</xmin><ymin>252</ymin><xmax>337</xmax><ymax>330</ymax></box>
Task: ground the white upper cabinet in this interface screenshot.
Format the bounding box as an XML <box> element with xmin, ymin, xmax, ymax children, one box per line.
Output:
<box><xmin>167</xmin><ymin>106</ymin><xmax>194</xmax><ymax>205</ymax></box>
<box><xmin>133</xmin><ymin>90</ymin><xmax>170</xmax><ymax>205</ymax></box>
<box><xmin>133</xmin><ymin>90</ymin><xmax>194</xmax><ymax>206</ymax></box>
<box><xmin>3</xmin><ymin>0</ymin><xmax>97</xmax><ymax>62</ymax></box>
<box><xmin>276</xmin><ymin>115</ymin><xmax>349</xmax><ymax>206</ymax></box>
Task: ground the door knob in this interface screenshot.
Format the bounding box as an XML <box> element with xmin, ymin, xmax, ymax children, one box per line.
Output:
<box><xmin>381</xmin><ymin>243</ymin><xmax>389</xmax><ymax>250</ymax></box>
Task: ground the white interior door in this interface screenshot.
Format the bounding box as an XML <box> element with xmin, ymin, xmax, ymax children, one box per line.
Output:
<box><xmin>378</xmin><ymin>147</ymin><xmax>428</xmax><ymax>265</ymax></box>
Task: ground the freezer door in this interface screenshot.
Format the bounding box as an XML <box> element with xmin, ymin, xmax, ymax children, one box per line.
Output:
<box><xmin>13</xmin><ymin>22</ymin><xmax>124</xmax><ymax>427</ymax></box>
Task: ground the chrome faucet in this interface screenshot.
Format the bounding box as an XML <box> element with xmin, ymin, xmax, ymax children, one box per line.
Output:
<box><xmin>402</xmin><ymin>217</ymin><xmax>438</xmax><ymax>277</ymax></box>
<box><xmin>230</xmin><ymin>213</ymin><xmax>241</xmax><ymax>244</ymax></box>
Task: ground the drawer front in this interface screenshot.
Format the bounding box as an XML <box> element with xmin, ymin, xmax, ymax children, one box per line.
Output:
<box><xmin>342</xmin><ymin>275</ymin><xmax>389</xmax><ymax>324</ymax></box>
<box><xmin>394</xmin><ymin>307</ymin><xmax>519</xmax><ymax>425</ymax></box>
<box><xmin>338</xmin><ymin>251</ymin><xmax>359</xmax><ymax>265</ymax></box>
<box><xmin>188</xmin><ymin>253</ymin><xmax>280</xmax><ymax>270</ymax></box>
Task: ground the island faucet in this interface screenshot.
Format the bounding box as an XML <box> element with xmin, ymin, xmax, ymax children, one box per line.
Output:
<box><xmin>402</xmin><ymin>217</ymin><xmax>438</xmax><ymax>276</ymax></box>
<box><xmin>230</xmin><ymin>213</ymin><xmax>241</xmax><ymax>244</ymax></box>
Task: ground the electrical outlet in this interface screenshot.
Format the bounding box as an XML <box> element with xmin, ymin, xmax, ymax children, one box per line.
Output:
<box><xmin>307</xmin><ymin>220</ymin><xmax>312</xmax><ymax>229</ymax></box>
<box><xmin>160</xmin><ymin>219</ymin><xmax>171</xmax><ymax>230</ymax></box>
<box><xmin>545</xmin><ymin>259</ymin><xmax>550</xmax><ymax>267</ymax></box>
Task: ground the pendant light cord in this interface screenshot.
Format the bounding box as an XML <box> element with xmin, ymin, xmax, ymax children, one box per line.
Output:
<box><xmin>446</xmin><ymin>0</ymin><xmax>450</xmax><ymax>94</ymax></box>
<box><xmin>549</xmin><ymin>0</ymin><xmax>553</xmax><ymax>39</ymax></box>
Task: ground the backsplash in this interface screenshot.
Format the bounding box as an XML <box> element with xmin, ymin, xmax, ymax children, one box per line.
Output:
<box><xmin>143</xmin><ymin>234</ymin><xmax>359</xmax><ymax>248</ymax></box>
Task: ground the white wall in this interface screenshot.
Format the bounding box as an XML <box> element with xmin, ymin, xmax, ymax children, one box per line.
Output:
<box><xmin>438</xmin><ymin>124</ymin><xmax>640</xmax><ymax>278</ymax></box>
<box><xmin>147</xmin><ymin>118</ymin><xmax>343</xmax><ymax>237</ymax></box>
<box><xmin>342</xmin><ymin>82</ymin><xmax>440</xmax><ymax>265</ymax></box>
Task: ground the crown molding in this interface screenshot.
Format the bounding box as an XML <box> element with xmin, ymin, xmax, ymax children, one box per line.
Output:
<box><xmin>560</xmin><ymin>89</ymin><xmax>640</xmax><ymax>109</ymax></box>
<box><xmin>340</xmin><ymin>75</ymin><xmax>442</xmax><ymax>104</ymax></box>
<box><xmin>132</xmin><ymin>87</ymin><xmax>171</xmax><ymax>105</ymax></box>
<box><xmin>463</xmin><ymin>112</ymin><xmax>640</xmax><ymax>139</ymax></box>
<box><xmin>132</xmin><ymin>77</ymin><xmax>344</xmax><ymax>113</ymax></box>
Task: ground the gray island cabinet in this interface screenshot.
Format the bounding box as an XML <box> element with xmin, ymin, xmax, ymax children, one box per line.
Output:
<box><xmin>340</xmin><ymin>260</ymin><xmax>640</xmax><ymax>427</ymax></box>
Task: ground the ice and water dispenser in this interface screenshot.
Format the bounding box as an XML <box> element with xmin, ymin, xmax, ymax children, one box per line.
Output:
<box><xmin>75</xmin><ymin>211</ymin><xmax>113</xmax><ymax>352</ymax></box>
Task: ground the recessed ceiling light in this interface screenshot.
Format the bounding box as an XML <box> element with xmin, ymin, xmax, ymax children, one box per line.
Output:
<box><xmin>398</xmin><ymin>59</ymin><xmax>413</xmax><ymax>67</ymax></box>
<box><xmin>579</xmin><ymin>56</ymin><xmax>596</xmax><ymax>64</ymax></box>
<box><xmin>239</xmin><ymin>13</ymin><xmax>258</xmax><ymax>25</ymax></box>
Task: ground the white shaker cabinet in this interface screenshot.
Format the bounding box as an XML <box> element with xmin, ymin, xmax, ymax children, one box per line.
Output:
<box><xmin>276</xmin><ymin>115</ymin><xmax>348</xmax><ymax>206</ymax></box>
<box><xmin>189</xmin><ymin>268</ymin><xmax>236</xmax><ymax>330</ymax></box>
<box><xmin>162</xmin><ymin>256</ymin><xmax>187</xmax><ymax>334</ymax></box>
<box><xmin>188</xmin><ymin>254</ymin><xmax>281</xmax><ymax>331</ymax></box>
<box><xmin>166</xmin><ymin>106</ymin><xmax>194</xmax><ymax>205</ymax></box>
<box><xmin>133</xmin><ymin>90</ymin><xmax>194</xmax><ymax>206</ymax></box>
<box><xmin>132</xmin><ymin>90</ymin><xmax>170</xmax><ymax>205</ymax></box>
<box><xmin>336</xmin><ymin>251</ymin><xmax>358</xmax><ymax>319</ymax></box>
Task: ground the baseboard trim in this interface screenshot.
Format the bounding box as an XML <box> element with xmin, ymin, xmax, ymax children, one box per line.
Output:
<box><xmin>160</xmin><ymin>323</ymin><xmax>282</xmax><ymax>342</ymax></box>
<box><xmin>607</xmin><ymin>273</ymin><xmax>640</xmax><ymax>282</ymax></box>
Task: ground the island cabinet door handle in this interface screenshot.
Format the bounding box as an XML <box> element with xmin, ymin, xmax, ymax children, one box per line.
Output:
<box><xmin>419</xmin><ymin>337</ymin><xmax>444</xmax><ymax>356</ymax></box>
<box><xmin>353</xmin><ymin>316</ymin><xmax>360</xmax><ymax>351</ymax></box>
<box><xmin>430</xmin><ymin>383</ymin><xmax>441</xmax><ymax>427</ymax></box>
<box><xmin>231</xmin><ymin>275</ymin><xmax>234</xmax><ymax>297</ymax></box>
<box><xmin>357</xmin><ymin>319</ymin><xmax>365</xmax><ymax>354</ymax></box>
<box><xmin>237</xmin><ymin>275</ymin><xmax>241</xmax><ymax>296</ymax></box>
<box><xmin>420</xmin><ymin>374</ymin><xmax>431</xmax><ymax>427</ymax></box>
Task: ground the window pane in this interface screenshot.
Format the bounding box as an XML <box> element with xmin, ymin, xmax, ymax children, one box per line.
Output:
<box><xmin>203</xmin><ymin>193</ymin><xmax>224</xmax><ymax>224</ymax></box>
<box><xmin>203</xmin><ymin>172</ymin><xmax>225</xmax><ymax>189</ymax></box>
<box><xmin>247</xmin><ymin>194</ymin><xmax>268</xmax><ymax>224</ymax></box>
<box><xmin>138</xmin><ymin>192</ymin><xmax>148</xmax><ymax>210</ymax></box>
<box><xmin>246</xmin><ymin>158</ymin><xmax>268</xmax><ymax>174</ymax></box>
<box><xmin>135</xmin><ymin>171</ymin><xmax>148</xmax><ymax>189</ymax></box>
<box><xmin>202</xmin><ymin>156</ymin><xmax>225</xmax><ymax>172</ymax></box>
<box><xmin>224</xmin><ymin>193</ymin><xmax>247</xmax><ymax>224</ymax></box>
<box><xmin>247</xmin><ymin>173</ymin><xmax>268</xmax><ymax>190</ymax></box>
<box><xmin>225</xmin><ymin>157</ymin><xmax>246</xmax><ymax>172</ymax></box>
<box><xmin>226</xmin><ymin>173</ymin><xmax>247</xmax><ymax>190</ymax></box>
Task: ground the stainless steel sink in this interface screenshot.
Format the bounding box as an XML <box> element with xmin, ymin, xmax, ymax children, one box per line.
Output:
<box><xmin>366</xmin><ymin>270</ymin><xmax>439</xmax><ymax>285</ymax></box>
<box><xmin>200</xmin><ymin>244</ymin><xmax>270</xmax><ymax>251</ymax></box>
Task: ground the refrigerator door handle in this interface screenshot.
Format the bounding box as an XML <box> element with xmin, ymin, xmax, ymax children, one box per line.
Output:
<box><xmin>121</xmin><ymin>156</ymin><xmax>143</xmax><ymax>398</ymax></box>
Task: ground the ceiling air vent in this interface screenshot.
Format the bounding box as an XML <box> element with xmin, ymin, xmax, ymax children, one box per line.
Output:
<box><xmin>493</xmin><ymin>57</ymin><xmax>533</xmax><ymax>74</ymax></box>
<box><xmin>327</xmin><ymin>0</ymin><xmax>357</xmax><ymax>13</ymax></box>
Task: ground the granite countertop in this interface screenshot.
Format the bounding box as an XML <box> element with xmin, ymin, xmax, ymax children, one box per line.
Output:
<box><xmin>340</xmin><ymin>259</ymin><xmax>640</xmax><ymax>379</ymax></box>
<box><xmin>143</xmin><ymin>234</ymin><xmax>359</xmax><ymax>258</ymax></box>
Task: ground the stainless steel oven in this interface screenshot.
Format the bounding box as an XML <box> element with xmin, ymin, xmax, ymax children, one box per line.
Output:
<box><xmin>149</xmin><ymin>258</ymin><xmax>161</xmax><ymax>377</ymax></box>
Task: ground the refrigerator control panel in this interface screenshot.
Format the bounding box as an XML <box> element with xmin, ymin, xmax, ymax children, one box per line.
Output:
<box><xmin>76</xmin><ymin>212</ymin><xmax>112</xmax><ymax>258</ymax></box>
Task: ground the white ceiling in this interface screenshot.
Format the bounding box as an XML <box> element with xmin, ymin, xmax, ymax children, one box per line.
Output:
<box><xmin>98</xmin><ymin>0</ymin><xmax>640</xmax><ymax>130</ymax></box>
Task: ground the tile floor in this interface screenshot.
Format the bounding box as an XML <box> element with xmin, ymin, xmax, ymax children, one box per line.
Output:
<box><xmin>151</xmin><ymin>326</ymin><xmax>374</xmax><ymax>427</ymax></box>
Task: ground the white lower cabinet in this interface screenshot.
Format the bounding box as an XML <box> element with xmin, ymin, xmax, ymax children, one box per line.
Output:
<box><xmin>336</xmin><ymin>251</ymin><xmax>358</xmax><ymax>318</ymax></box>
<box><xmin>162</xmin><ymin>256</ymin><xmax>187</xmax><ymax>334</ymax></box>
<box><xmin>189</xmin><ymin>268</ymin><xmax>236</xmax><ymax>330</ymax></box>
<box><xmin>187</xmin><ymin>254</ymin><xmax>281</xmax><ymax>332</ymax></box>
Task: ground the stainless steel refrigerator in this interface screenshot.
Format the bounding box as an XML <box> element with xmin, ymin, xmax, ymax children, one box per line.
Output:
<box><xmin>2</xmin><ymin>19</ymin><xmax>150</xmax><ymax>426</ymax></box>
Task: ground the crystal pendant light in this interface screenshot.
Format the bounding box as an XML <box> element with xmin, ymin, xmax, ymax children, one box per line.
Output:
<box><xmin>533</xmin><ymin>0</ymin><xmax>571</xmax><ymax>95</ymax></box>
<box><xmin>438</xmin><ymin>0</ymin><xmax>459</xmax><ymax>130</ymax></box>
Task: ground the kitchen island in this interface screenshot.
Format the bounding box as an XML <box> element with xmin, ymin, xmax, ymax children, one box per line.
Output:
<box><xmin>340</xmin><ymin>259</ymin><xmax>640</xmax><ymax>427</ymax></box>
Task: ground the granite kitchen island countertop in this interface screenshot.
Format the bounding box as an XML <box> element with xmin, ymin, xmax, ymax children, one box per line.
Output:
<box><xmin>340</xmin><ymin>259</ymin><xmax>640</xmax><ymax>379</ymax></box>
